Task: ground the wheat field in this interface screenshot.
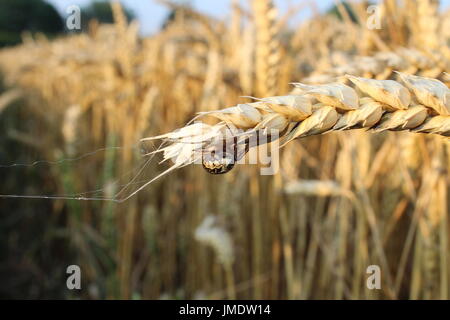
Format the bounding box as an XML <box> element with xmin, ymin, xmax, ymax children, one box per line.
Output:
<box><xmin>0</xmin><ymin>0</ymin><xmax>449</xmax><ymax>300</ymax></box>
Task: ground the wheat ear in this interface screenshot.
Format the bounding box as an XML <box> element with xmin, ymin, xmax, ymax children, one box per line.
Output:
<box><xmin>252</xmin><ymin>0</ymin><xmax>280</xmax><ymax>96</ymax></box>
<box><xmin>414</xmin><ymin>0</ymin><xmax>440</xmax><ymax>50</ymax></box>
<box><xmin>303</xmin><ymin>48</ymin><xmax>450</xmax><ymax>84</ymax></box>
<box><xmin>145</xmin><ymin>73</ymin><xmax>449</xmax><ymax>173</ymax></box>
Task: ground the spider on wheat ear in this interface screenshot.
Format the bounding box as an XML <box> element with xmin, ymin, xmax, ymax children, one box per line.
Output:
<box><xmin>148</xmin><ymin>73</ymin><xmax>450</xmax><ymax>181</ymax></box>
<box><xmin>202</xmin><ymin>151</ymin><xmax>236</xmax><ymax>174</ymax></box>
<box><xmin>201</xmin><ymin>130</ymin><xmax>277</xmax><ymax>175</ymax></box>
<box><xmin>201</xmin><ymin>134</ymin><xmax>239</xmax><ymax>175</ymax></box>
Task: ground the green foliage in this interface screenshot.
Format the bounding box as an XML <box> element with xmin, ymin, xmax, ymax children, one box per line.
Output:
<box><xmin>160</xmin><ymin>1</ymin><xmax>194</xmax><ymax>30</ymax></box>
<box><xmin>326</xmin><ymin>1</ymin><xmax>359</xmax><ymax>23</ymax></box>
<box><xmin>0</xmin><ymin>0</ymin><xmax>63</xmax><ymax>47</ymax></box>
<box><xmin>0</xmin><ymin>78</ymin><xmax>71</xmax><ymax>299</ymax></box>
<box><xmin>81</xmin><ymin>1</ymin><xmax>135</xmax><ymax>27</ymax></box>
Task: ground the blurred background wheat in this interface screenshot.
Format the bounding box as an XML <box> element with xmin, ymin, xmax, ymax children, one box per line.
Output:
<box><xmin>0</xmin><ymin>0</ymin><xmax>449</xmax><ymax>299</ymax></box>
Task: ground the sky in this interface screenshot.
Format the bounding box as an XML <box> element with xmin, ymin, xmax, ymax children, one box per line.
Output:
<box><xmin>48</xmin><ymin>0</ymin><xmax>450</xmax><ymax>35</ymax></box>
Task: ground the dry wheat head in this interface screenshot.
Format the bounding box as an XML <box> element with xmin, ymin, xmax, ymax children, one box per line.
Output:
<box><xmin>145</xmin><ymin>72</ymin><xmax>450</xmax><ymax>175</ymax></box>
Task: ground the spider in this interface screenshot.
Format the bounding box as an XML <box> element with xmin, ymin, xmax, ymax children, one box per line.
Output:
<box><xmin>201</xmin><ymin>135</ymin><xmax>238</xmax><ymax>175</ymax></box>
<box><xmin>201</xmin><ymin>131</ymin><xmax>276</xmax><ymax>175</ymax></box>
<box><xmin>202</xmin><ymin>150</ymin><xmax>236</xmax><ymax>174</ymax></box>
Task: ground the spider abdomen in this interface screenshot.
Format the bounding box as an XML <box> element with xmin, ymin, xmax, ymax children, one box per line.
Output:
<box><xmin>202</xmin><ymin>152</ymin><xmax>235</xmax><ymax>174</ymax></box>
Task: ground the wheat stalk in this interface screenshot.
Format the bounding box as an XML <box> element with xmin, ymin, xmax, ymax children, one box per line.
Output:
<box><xmin>145</xmin><ymin>72</ymin><xmax>449</xmax><ymax>174</ymax></box>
